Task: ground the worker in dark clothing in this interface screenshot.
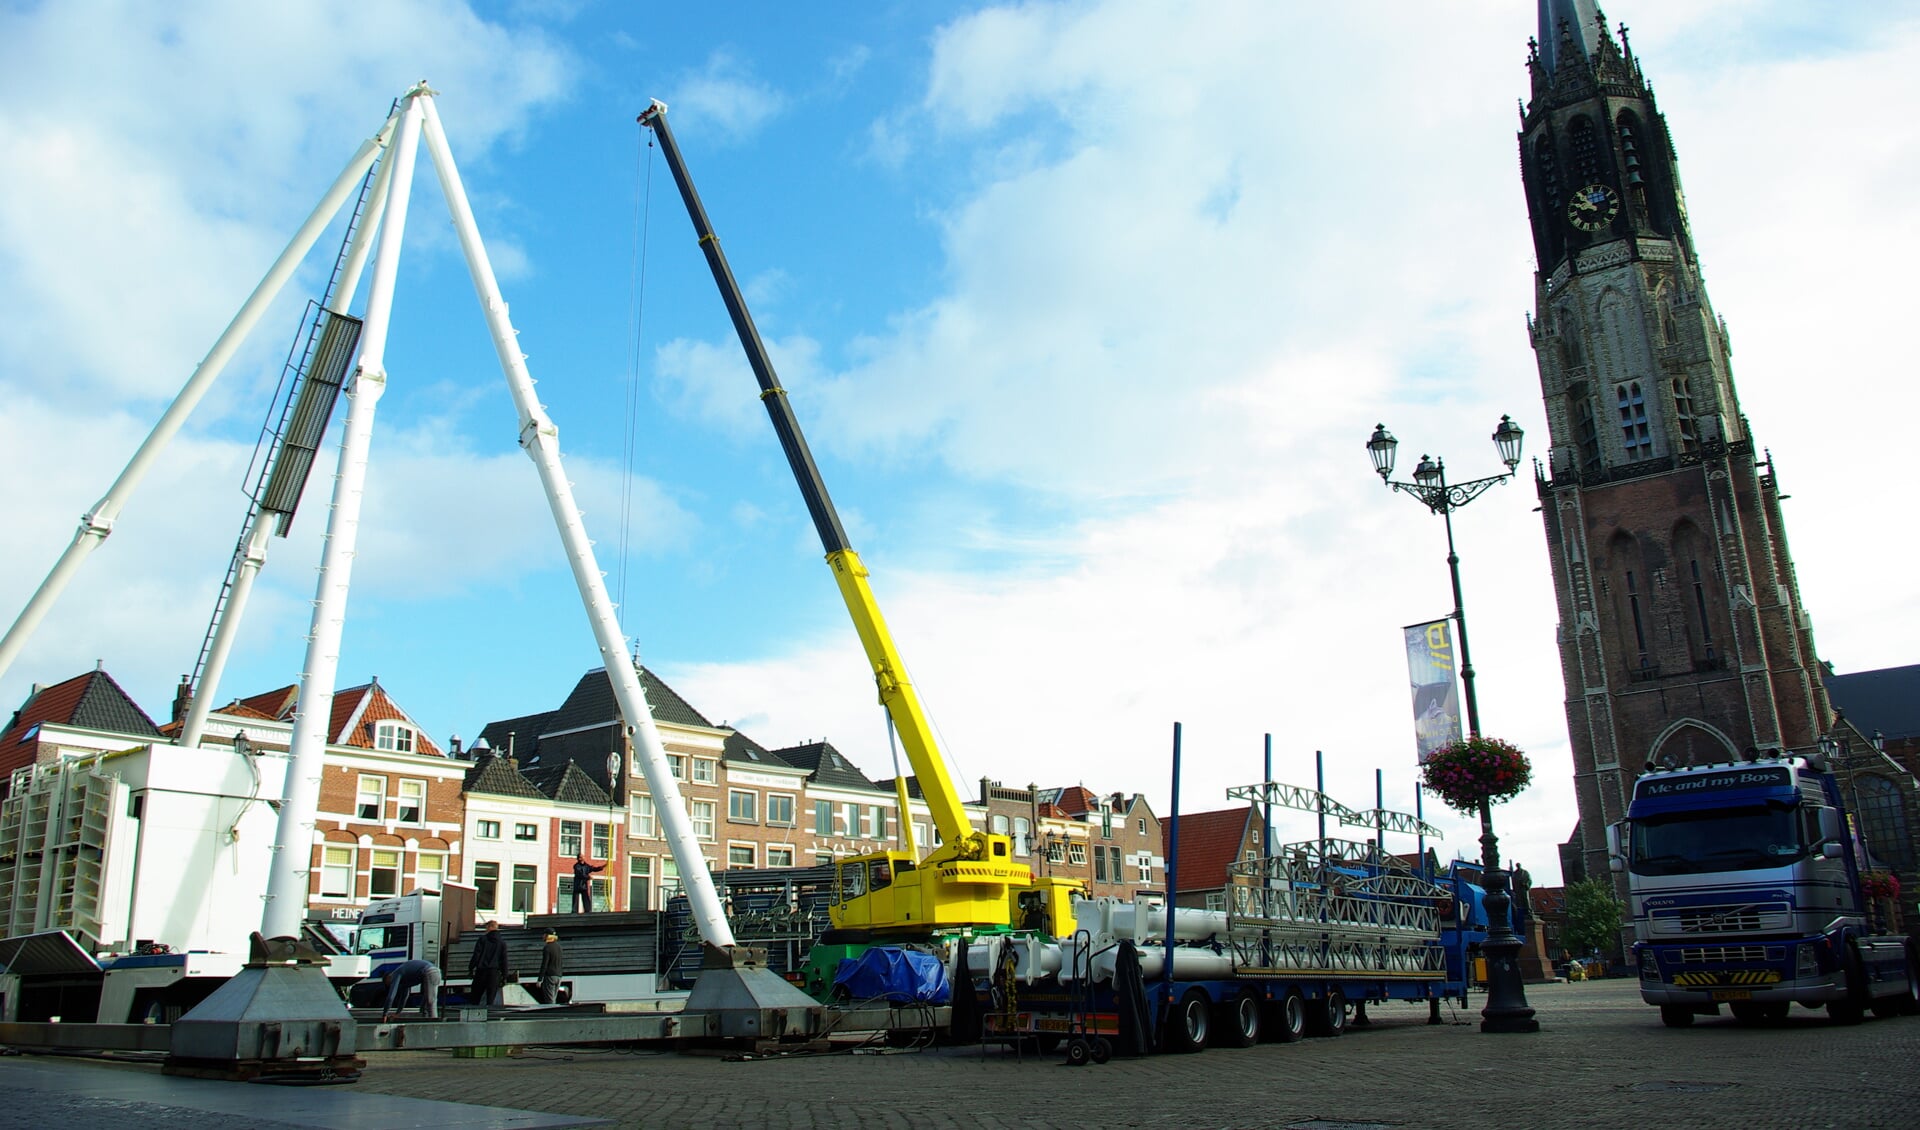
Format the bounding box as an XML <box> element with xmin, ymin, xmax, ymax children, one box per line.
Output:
<box><xmin>537</xmin><ymin>930</ymin><xmax>564</xmax><ymax>1004</ymax></box>
<box><xmin>380</xmin><ymin>958</ymin><xmax>443</xmax><ymax>1022</ymax></box>
<box><xmin>571</xmin><ymin>854</ymin><xmax>606</xmax><ymax>913</ymax></box>
<box><xmin>468</xmin><ymin>920</ymin><xmax>510</xmax><ymax>1008</ymax></box>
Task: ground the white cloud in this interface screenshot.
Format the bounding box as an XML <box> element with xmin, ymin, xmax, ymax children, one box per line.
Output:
<box><xmin>663</xmin><ymin>2</ymin><xmax>1920</xmax><ymax>887</ymax></box>
<box><xmin>670</xmin><ymin>52</ymin><xmax>787</xmax><ymax>141</ymax></box>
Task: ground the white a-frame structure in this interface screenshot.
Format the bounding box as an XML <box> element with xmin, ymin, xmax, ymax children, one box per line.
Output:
<box><xmin>0</xmin><ymin>83</ymin><xmax>735</xmax><ymax>949</ymax></box>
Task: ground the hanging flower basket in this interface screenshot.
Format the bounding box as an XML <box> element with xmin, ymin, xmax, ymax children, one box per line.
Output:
<box><xmin>1420</xmin><ymin>736</ymin><xmax>1533</xmax><ymax>813</ymax></box>
<box><xmin>1862</xmin><ymin>870</ymin><xmax>1900</xmax><ymax>901</ymax></box>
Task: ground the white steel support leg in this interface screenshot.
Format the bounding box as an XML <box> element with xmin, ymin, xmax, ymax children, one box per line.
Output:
<box><xmin>178</xmin><ymin>148</ymin><xmax>398</xmax><ymax>751</ymax></box>
<box><xmin>418</xmin><ymin>96</ymin><xmax>736</xmax><ymax>947</ymax></box>
<box><xmin>178</xmin><ymin>523</ymin><xmax>272</xmax><ymax>749</ymax></box>
<box><xmin>261</xmin><ymin>90</ymin><xmax>427</xmax><ymax>940</ymax></box>
<box><xmin>0</xmin><ymin>113</ymin><xmax>398</xmax><ymax>687</ymax></box>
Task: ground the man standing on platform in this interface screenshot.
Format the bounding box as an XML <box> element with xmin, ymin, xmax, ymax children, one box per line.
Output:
<box><xmin>571</xmin><ymin>853</ymin><xmax>605</xmax><ymax>913</ymax></box>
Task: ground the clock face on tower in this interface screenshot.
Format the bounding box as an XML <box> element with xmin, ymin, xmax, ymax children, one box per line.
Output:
<box><xmin>1568</xmin><ymin>183</ymin><xmax>1620</xmax><ymax>232</ymax></box>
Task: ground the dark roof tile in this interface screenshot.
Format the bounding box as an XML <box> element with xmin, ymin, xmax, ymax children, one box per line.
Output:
<box><xmin>1826</xmin><ymin>664</ymin><xmax>1920</xmax><ymax>741</ymax></box>
<box><xmin>462</xmin><ymin>754</ymin><xmax>546</xmax><ymax>800</ymax></box>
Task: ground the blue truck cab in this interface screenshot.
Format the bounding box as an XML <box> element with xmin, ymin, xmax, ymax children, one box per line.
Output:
<box><xmin>1610</xmin><ymin>753</ymin><xmax>1917</xmax><ymax>1026</ymax></box>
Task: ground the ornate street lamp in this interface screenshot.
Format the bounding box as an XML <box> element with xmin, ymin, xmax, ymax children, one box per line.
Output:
<box><xmin>1366</xmin><ymin>415</ymin><xmax>1538</xmax><ymax>1034</ymax></box>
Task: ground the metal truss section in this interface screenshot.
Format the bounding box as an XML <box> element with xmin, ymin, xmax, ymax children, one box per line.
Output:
<box><xmin>1226</xmin><ymin>928</ymin><xmax>1445</xmax><ymax>979</ymax></box>
<box><xmin>1225</xmin><ymin>782</ymin><xmax>1441</xmax><ymax>838</ymax></box>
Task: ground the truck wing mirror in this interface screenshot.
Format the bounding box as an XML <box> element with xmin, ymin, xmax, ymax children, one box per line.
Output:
<box><xmin>1608</xmin><ymin>856</ymin><xmax>1624</xmax><ymax>873</ymax></box>
<box><xmin>1816</xmin><ymin>808</ymin><xmax>1843</xmax><ymax>843</ymax></box>
<box><xmin>1821</xmin><ymin>842</ymin><xmax>1843</xmax><ymax>860</ymax></box>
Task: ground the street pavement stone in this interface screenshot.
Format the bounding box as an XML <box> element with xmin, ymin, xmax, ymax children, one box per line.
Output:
<box><xmin>345</xmin><ymin>980</ymin><xmax>1920</xmax><ymax>1129</ymax></box>
<box><xmin>2</xmin><ymin>980</ymin><xmax>1914</xmax><ymax>1128</ymax></box>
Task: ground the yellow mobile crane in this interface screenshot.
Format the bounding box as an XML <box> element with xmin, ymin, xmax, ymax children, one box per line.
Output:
<box><xmin>639</xmin><ymin>103</ymin><xmax>1079</xmax><ymax>979</ymax></box>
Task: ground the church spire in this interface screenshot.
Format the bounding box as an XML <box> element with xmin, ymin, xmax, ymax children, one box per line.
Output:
<box><xmin>1535</xmin><ymin>0</ymin><xmax>1602</xmax><ymax>76</ymax></box>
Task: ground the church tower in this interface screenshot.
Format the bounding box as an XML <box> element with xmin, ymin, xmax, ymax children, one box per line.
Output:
<box><xmin>1518</xmin><ymin>2</ymin><xmax>1830</xmax><ymax>886</ymax></box>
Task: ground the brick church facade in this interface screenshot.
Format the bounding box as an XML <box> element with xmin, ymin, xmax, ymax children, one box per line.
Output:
<box><xmin>1517</xmin><ymin>3</ymin><xmax>1834</xmax><ymax>889</ymax></box>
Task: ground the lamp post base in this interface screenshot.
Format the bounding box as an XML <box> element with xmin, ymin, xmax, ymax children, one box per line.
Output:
<box><xmin>1479</xmin><ymin>935</ymin><xmax>1540</xmax><ymax>1033</ymax></box>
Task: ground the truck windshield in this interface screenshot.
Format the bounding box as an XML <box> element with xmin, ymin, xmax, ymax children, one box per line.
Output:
<box><xmin>1630</xmin><ymin>803</ymin><xmax>1804</xmax><ymax>875</ymax></box>
<box><xmin>356</xmin><ymin>924</ymin><xmax>411</xmax><ymax>953</ymax></box>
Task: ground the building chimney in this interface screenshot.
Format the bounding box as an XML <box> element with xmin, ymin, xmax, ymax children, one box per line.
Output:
<box><xmin>449</xmin><ymin>733</ymin><xmax>463</xmax><ymax>759</ymax></box>
<box><xmin>172</xmin><ymin>675</ymin><xmax>194</xmax><ymax>725</ymax></box>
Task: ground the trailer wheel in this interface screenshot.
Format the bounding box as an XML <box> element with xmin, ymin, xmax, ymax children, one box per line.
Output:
<box><xmin>1659</xmin><ymin>1004</ymin><xmax>1694</xmax><ymax>1028</ymax></box>
<box><xmin>1216</xmin><ymin>992</ymin><xmax>1260</xmax><ymax>1048</ymax></box>
<box><xmin>1090</xmin><ymin>1037</ymin><xmax>1112</xmax><ymax>1064</ymax></box>
<box><xmin>1265</xmin><ymin>990</ymin><xmax>1307</xmax><ymax>1043</ymax></box>
<box><xmin>1306</xmin><ymin>989</ymin><xmax>1347</xmax><ymax>1038</ymax></box>
<box><xmin>1900</xmin><ymin>946</ymin><xmax>1920</xmax><ymax>1016</ymax></box>
<box><xmin>1165</xmin><ymin>988</ymin><xmax>1211</xmax><ymax>1053</ymax></box>
<box><xmin>1065</xmin><ymin>1038</ymin><xmax>1092</xmax><ymax>1067</ymax></box>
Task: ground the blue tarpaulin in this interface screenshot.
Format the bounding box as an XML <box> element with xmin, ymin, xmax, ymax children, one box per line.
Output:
<box><xmin>833</xmin><ymin>947</ymin><xmax>950</xmax><ymax>1004</ymax></box>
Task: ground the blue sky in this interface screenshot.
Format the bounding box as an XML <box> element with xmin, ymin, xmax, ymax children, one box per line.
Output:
<box><xmin>3</xmin><ymin>1</ymin><xmax>1917</xmax><ymax>885</ymax></box>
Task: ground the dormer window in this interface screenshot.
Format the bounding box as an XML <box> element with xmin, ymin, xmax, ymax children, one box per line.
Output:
<box><xmin>375</xmin><ymin>721</ymin><xmax>415</xmax><ymax>753</ymax></box>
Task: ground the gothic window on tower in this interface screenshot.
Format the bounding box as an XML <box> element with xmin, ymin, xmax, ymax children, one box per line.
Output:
<box><xmin>1568</xmin><ymin>115</ymin><xmax>1600</xmax><ymax>183</ymax></box>
<box><xmin>1617</xmin><ymin>381</ymin><xmax>1653</xmax><ymax>460</ymax></box>
<box><xmin>1575</xmin><ymin>397</ymin><xmax>1602</xmax><ymax>472</ymax></box>
<box><xmin>1556</xmin><ymin>308</ymin><xmax>1586</xmax><ymax>371</ymax></box>
<box><xmin>1624</xmin><ymin>568</ymin><xmax>1653</xmax><ymax>678</ymax></box>
<box><xmin>1672</xmin><ymin>377</ymin><xmax>1699</xmax><ymax>454</ymax></box>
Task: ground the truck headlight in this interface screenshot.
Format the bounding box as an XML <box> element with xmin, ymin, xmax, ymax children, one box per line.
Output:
<box><xmin>1638</xmin><ymin>948</ymin><xmax>1658</xmax><ymax>979</ymax></box>
<box><xmin>1796</xmin><ymin>944</ymin><xmax>1818</xmax><ymax>979</ymax></box>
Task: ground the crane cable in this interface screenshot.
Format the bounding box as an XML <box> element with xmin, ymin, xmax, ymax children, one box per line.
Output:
<box><xmin>618</xmin><ymin>129</ymin><xmax>657</xmax><ymax>656</ymax></box>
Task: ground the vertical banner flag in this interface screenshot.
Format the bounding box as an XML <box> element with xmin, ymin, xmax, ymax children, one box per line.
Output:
<box><xmin>1404</xmin><ymin>618</ymin><xmax>1462</xmax><ymax>762</ymax></box>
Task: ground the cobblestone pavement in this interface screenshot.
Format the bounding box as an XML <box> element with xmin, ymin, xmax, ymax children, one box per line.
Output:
<box><xmin>345</xmin><ymin>979</ymin><xmax>1919</xmax><ymax>1129</ymax></box>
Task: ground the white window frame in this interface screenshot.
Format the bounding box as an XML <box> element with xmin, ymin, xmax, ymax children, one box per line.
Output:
<box><xmin>691</xmin><ymin>800</ymin><xmax>716</xmax><ymax>841</ymax></box>
<box><xmin>667</xmin><ymin>754</ymin><xmax>687</xmax><ymax>780</ymax></box>
<box><xmin>691</xmin><ymin>758</ymin><xmax>718</xmax><ymax>784</ymax></box>
<box><xmin>560</xmin><ymin>820</ymin><xmax>584</xmax><ymax>858</ymax></box>
<box><xmin>356</xmin><ymin>774</ymin><xmax>385</xmax><ymax>821</ymax></box>
<box><xmin>727</xmin><ymin>842</ymin><xmax>756</xmax><ymax>869</ymax></box>
<box><xmin>628</xmin><ymin>855</ymin><xmax>654</xmax><ymax>911</ymax></box>
<box><xmin>1068</xmin><ymin>842</ymin><xmax>1087</xmax><ymax>866</ymax></box>
<box><xmin>374</xmin><ymin>720</ymin><xmax>416</xmax><ymax>753</ymax></box>
<box><xmin>514</xmin><ymin>822</ymin><xmax>539</xmax><ymax>842</ymax></box>
<box><xmin>631</xmin><ymin>795</ymin><xmax>657</xmax><ymax>838</ymax></box>
<box><xmin>728</xmin><ymin>789</ymin><xmax>758</xmax><ymax>823</ymax></box>
<box><xmin>511</xmin><ymin>863</ymin><xmax>538</xmax><ymax>914</ymax></box>
<box><xmin>766</xmin><ymin>793</ymin><xmax>795</xmax><ymax>827</ymax></box>
<box><xmin>767</xmin><ymin>845</ymin><xmax>795</xmax><ymax>868</ymax></box>
<box><xmin>320</xmin><ymin>846</ymin><xmax>354</xmax><ymax>898</ymax></box>
<box><xmin>396</xmin><ymin>778</ymin><xmax>424</xmax><ymax>824</ymax></box>
<box><xmin>476</xmin><ymin>818</ymin><xmax>501</xmax><ymax>840</ymax></box>
<box><xmin>591</xmin><ymin>822</ymin><xmax>611</xmax><ymax>859</ymax></box>
<box><xmin>415</xmin><ymin>851</ymin><xmax>445</xmax><ymax>893</ymax></box>
<box><xmin>369</xmin><ymin>848</ymin><xmax>401</xmax><ymax>898</ymax></box>
<box><xmin>473</xmin><ymin>861</ymin><xmax>500</xmax><ymax>912</ymax></box>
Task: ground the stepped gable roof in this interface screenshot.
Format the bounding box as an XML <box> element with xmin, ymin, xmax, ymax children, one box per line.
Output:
<box><xmin>1826</xmin><ymin>664</ymin><xmax>1920</xmax><ymax>741</ymax></box>
<box><xmin>477</xmin><ymin>711</ymin><xmax>555</xmax><ymax>759</ymax></box>
<box><xmin>1162</xmin><ymin>806</ymin><xmax>1255</xmax><ymax>893</ymax></box>
<box><xmin>327</xmin><ymin>679</ymin><xmax>443</xmax><ymax>757</ymax></box>
<box><xmin>775</xmin><ymin>740</ymin><xmax>882</xmax><ymax>793</ymax></box>
<box><xmin>1</xmin><ymin>668</ymin><xmax>162</xmax><ymax>775</ymax></box>
<box><xmin>529</xmin><ymin>760</ymin><xmax>613</xmax><ymax>808</ymax></box>
<box><xmin>462</xmin><ymin>753</ymin><xmax>546</xmax><ymax>800</ymax></box>
<box><xmin>723</xmin><ymin>729</ymin><xmax>791</xmax><ymax>768</ymax></box>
